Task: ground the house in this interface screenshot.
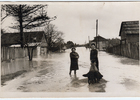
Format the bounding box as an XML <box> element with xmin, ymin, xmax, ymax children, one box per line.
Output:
<box><xmin>90</xmin><ymin>35</ymin><xmax>108</xmax><ymax>50</ymax></box>
<box><xmin>1</xmin><ymin>31</ymin><xmax>48</xmax><ymax>55</ymax></box>
<box><xmin>119</xmin><ymin>21</ymin><xmax>139</xmax><ymax>44</ymax></box>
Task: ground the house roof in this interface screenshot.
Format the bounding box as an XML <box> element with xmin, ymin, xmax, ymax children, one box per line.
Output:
<box><xmin>1</xmin><ymin>31</ymin><xmax>44</xmax><ymax>46</ymax></box>
<box><xmin>119</xmin><ymin>21</ymin><xmax>139</xmax><ymax>36</ymax></box>
<box><xmin>91</xmin><ymin>35</ymin><xmax>108</xmax><ymax>42</ymax></box>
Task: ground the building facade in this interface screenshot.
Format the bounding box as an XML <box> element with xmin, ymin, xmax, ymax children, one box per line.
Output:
<box><xmin>91</xmin><ymin>35</ymin><xmax>108</xmax><ymax>51</ymax></box>
<box><xmin>119</xmin><ymin>21</ymin><xmax>139</xmax><ymax>44</ymax></box>
<box><xmin>1</xmin><ymin>31</ymin><xmax>48</xmax><ymax>56</ymax></box>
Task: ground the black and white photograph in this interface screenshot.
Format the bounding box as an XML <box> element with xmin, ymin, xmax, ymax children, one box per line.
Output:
<box><xmin>0</xmin><ymin>1</ymin><xmax>139</xmax><ymax>97</ymax></box>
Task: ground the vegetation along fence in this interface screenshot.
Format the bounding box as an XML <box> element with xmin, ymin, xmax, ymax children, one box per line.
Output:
<box><xmin>1</xmin><ymin>47</ymin><xmax>37</xmax><ymax>61</ymax></box>
<box><xmin>106</xmin><ymin>42</ymin><xmax>139</xmax><ymax>60</ymax></box>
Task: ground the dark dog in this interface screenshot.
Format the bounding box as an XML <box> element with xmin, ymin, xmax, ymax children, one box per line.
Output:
<box><xmin>83</xmin><ymin>71</ymin><xmax>103</xmax><ymax>84</ymax></box>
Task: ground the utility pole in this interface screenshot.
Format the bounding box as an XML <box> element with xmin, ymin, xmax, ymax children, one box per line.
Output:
<box><xmin>88</xmin><ymin>36</ymin><xmax>90</xmax><ymax>51</ymax></box>
<box><xmin>96</xmin><ymin>19</ymin><xmax>98</xmax><ymax>49</ymax></box>
<box><xmin>88</xmin><ymin>36</ymin><xmax>90</xmax><ymax>47</ymax></box>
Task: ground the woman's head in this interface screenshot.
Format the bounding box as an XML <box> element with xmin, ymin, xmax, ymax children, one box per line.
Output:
<box><xmin>91</xmin><ymin>43</ymin><xmax>96</xmax><ymax>49</ymax></box>
<box><xmin>71</xmin><ymin>47</ymin><xmax>76</xmax><ymax>52</ymax></box>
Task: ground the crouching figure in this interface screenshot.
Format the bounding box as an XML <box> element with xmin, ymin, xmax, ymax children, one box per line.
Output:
<box><xmin>83</xmin><ymin>62</ymin><xmax>103</xmax><ymax>84</ymax></box>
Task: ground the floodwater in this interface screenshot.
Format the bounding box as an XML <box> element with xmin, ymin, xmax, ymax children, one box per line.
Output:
<box><xmin>1</xmin><ymin>47</ymin><xmax>140</xmax><ymax>95</ymax></box>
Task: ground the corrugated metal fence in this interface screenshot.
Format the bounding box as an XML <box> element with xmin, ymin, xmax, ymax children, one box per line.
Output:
<box><xmin>106</xmin><ymin>43</ymin><xmax>139</xmax><ymax>60</ymax></box>
<box><xmin>1</xmin><ymin>47</ymin><xmax>37</xmax><ymax>61</ymax></box>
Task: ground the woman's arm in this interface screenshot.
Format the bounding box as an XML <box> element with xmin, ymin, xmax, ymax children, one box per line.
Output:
<box><xmin>70</xmin><ymin>52</ymin><xmax>79</xmax><ymax>58</ymax></box>
<box><xmin>76</xmin><ymin>53</ymin><xmax>79</xmax><ymax>58</ymax></box>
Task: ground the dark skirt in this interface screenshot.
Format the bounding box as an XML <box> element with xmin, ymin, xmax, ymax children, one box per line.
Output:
<box><xmin>70</xmin><ymin>58</ymin><xmax>79</xmax><ymax>70</ymax></box>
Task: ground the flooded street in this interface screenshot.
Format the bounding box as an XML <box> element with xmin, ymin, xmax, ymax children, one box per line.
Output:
<box><xmin>1</xmin><ymin>47</ymin><xmax>140</xmax><ymax>95</ymax></box>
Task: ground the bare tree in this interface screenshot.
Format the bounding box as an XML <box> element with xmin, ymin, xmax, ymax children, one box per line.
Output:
<box><xmin>1</xmin><ymin>4</ymin><xmax>55</xmax><ymax>60</ymax></box>
<box><xmin>44</xmin><ymin>24</ymin><xmax>64</xmax><ymax>52</ymax></box>
<box><xmin>1</xmin><ymin>4</ymin><xmax>50</xmax><ymax>48</ymax></box>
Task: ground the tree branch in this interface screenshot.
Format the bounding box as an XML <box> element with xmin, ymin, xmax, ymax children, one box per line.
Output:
<box><xmin>23</xmin><ymin>15</ymin><xmax>50</xmax><ymax>28</ymax></box>
<box><xmin>24</xmin><ymin>20</ymin><xmax>48</xmax><ymax>29</ymax></box>
<box><xmin>1</xmin><ymin>14</ymin><xmax>9</xmax><ymax>21</ymax></box>
<box><xmin>22</xmin><ymin>5</ymin><xmax>47</xmax><ymax>17</ymax></box>
<box><xmin>6</xmin><ymin>5</ymin><xmax>19</xmax><ymax>14</ymax></box>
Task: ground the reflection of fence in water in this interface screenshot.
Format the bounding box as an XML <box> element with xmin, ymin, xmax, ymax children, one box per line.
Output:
<box><xmin>1</xmin><ymin>58</ymin><xmax>29</xmax><ymax>76</ymax></box>
<box><xmin>106</xmin><ymin>43</ymin><xmax>139</xmax><ymax>60</ymax></box>
<box><xmin>1</xmin><ymin>57</ymin><xmax>42</xmax><ymax>76</ymax></box>
<box><xmin>1</xmin><ymin>47</ymin><xmax>37</xmax><ymax>61</ymax></box>
<box><xmin>40</xmin><ymin>47</ymin><xmax>47</xmax><ymax>55</ymax></box>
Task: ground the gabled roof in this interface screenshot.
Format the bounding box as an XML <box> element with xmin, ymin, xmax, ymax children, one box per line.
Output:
<box><xmin>1</xmin><ymin>31</ymin><xmax>44</xmax><ymax>46</ymax></box>
<box><xmin>91</xmin><ymin>35</ymin><xmax>108</xmax><ymax>42</ymax></box>
<box><xmin>119</xmin><ymin>21</ymin><xmax>139</xmax><ymax>36</ymax></box>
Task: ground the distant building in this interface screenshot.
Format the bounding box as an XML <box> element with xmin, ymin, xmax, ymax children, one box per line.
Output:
<box><xmin>119</xmin><ymin>21</ymin><xmax>139</xmax><ymax>44</ymax></box>
<box><xmin>91</xmin><ymin>35</ymin><xmax>108</xmax><ymax>50</ymax></box>
<box><xmin>1</xmin><ymin>31</ymin><xmax>48</xmax><ymax>55</ymax></box>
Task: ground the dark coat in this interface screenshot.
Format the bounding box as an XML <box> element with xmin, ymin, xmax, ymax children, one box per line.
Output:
<box><xmin>90</xmin><ymin>49</ymin><xmax>99</xmax><ymax>70</ymax></box>
<box><xmin>70</xmin><ymin>51</ymin><xmax>79</xmax><ymax>70</ymax></box>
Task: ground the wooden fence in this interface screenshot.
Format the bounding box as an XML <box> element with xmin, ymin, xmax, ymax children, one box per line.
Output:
<box><xmin>1</xmin><ymin>47</ymin><xmax>37</xmax><ymax>61</ymax></box>
<box><xmin>106</xmin><ymin>43</ymin><xmax>139</xmax><ymax>60</ymax></box>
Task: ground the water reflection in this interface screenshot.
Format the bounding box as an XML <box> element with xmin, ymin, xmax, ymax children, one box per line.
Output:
<box><xmin>70</xmin><ymin>74</ymin><xmax>78</xmax><ymax>81</ymax></box>
<box><xmin>120</xmin><ymin>78</ymin><xmax>140</xmax><ymax>91</ymax></box>
<box><xmin>119</xmin><ymin>57</ymin><xmax>139</xmax><ymax>65</ymax></box>
<box><xmin>105</xmin><ymin>52</ymin><xmax>139</xmax><ymax>66</ymax></box>
<box><xmin>88</xmin><ymin>79</ymin><xmax>107</xmax><ymax>92</ymax></box>
<box><xmin>1</xmin><ymin>58</ymin><xmax>27</xmax><ymax>76</ymax></box>
<box><xmin>70</xmin><ymin>74</ymin><xmax>81</xmax><ymax>88</ymax></box>
<box><xmin>1</xmin><ymin>57</ymin><xmax>43</xmax><ymax>76</ymax></box>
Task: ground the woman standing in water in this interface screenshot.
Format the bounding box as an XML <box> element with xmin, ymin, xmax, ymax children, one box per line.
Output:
<box><xmin>69</xmin><ymin>47</ymin><xmax>79</xmax><ymax>75</ymax></box>
<box><xmin>90</xmin><ymin>43</ymin><xmax>99</xmax><ymax>70</ymax></box>
<box><xmin>83</xmin><ymin>43</ymin><xmax>103</xmax><ymax>83</ymax></box>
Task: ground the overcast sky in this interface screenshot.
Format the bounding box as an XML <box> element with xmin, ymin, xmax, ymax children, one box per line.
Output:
<box><xmin>47</xmin><ymin>2</ymin><xmax>140</xmax><ymax>44</ymax></box>
<box><xmin>2</xmin><ymin>2</ymin><xmax>140</xmax><ymax>44</ymax></box>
